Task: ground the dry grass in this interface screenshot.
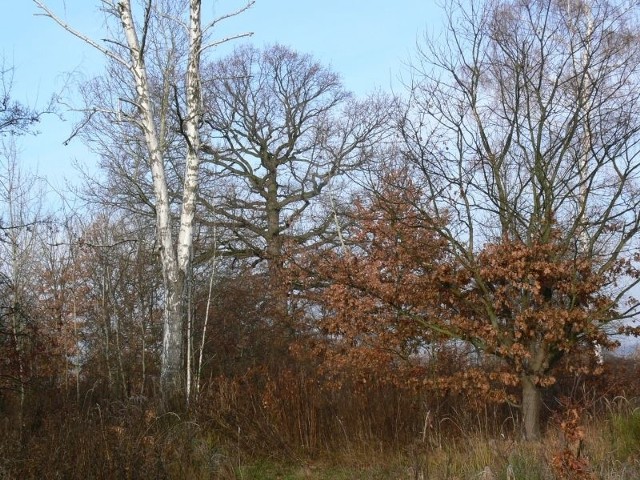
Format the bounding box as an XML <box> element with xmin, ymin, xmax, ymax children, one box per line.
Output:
<box><xmin>2</xmin><ymin>355</ymin><xmax>640</xmax><ymax>479</ymax></box>
<box><xmin>1</xmin><ymin>394</ymin><xmax>639</xmax><ymax>479</ymax></box>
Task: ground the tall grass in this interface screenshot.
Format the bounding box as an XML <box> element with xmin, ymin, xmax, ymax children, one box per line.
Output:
<box><xmin>2</xmin><ymin>355</ymin><xmax>640</xmax><ymax>478</ymax></box>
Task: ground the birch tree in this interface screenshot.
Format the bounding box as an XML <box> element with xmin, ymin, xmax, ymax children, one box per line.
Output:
<box><xmin>33</xmin><ymin>0</ymin><xmax>253</xmax><ymax>404</ymax></box>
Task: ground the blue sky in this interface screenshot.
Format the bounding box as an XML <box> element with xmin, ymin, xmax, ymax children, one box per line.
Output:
<box><xmin>1</xmin><ymin>1</ymin><xmax>442</xmax><ymax>190</ymax></box>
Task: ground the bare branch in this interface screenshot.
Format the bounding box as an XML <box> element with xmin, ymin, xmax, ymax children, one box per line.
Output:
<box><xmin>201</xmin><ymin>32</ymin><xmax>254</xmax><ymax>53</ymax></box>
<box><xmin>32</xmin><ymin>0</ymin><xmax>128</xmax><ymax>67</ymax></box>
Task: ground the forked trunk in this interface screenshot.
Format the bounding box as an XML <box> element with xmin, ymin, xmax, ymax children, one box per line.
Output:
<box><xmin>34</xmin><ymin>0</ymin><xmax>254</xmax><ymax>408</ymax></box>
<box><xmin>521</xmin><ymin>374</ymin><xmax>542</xmax><ymax>440</ymax></box>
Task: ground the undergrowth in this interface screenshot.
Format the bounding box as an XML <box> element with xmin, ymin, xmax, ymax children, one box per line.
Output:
<box><xmin>0</xmin><ymin>394</ymin><xmax>639</xmax><ymax>479</ymax></box>
<box><xmin>1</xmin><ymin>354</ymin><xmax>640</xmax><ymax>479</ymax></box>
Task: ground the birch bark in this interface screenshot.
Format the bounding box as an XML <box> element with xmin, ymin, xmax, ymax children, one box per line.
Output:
<box><xmin>33</xmin><ymin>0</ymin><xmax>253</xmax><ymax>404</ymax></box>
<box><xmin>117</xmin><ymin>0</ymin><xmax>188</xmax><ymax>401</ymax></box>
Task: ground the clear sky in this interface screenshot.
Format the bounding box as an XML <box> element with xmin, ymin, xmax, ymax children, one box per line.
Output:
<box><xmin>1</xmin><ymin>1</ymin><xmax>442</xmax><ymax>191</ymax></box>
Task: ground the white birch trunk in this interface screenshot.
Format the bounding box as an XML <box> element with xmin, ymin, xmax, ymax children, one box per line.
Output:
<box><xmin>117</xmin><ymin>0</ymin><xmax>197</xmax><ymax>402</ymax></box>
<box><xmin>34</xmin><ymin>0</ymin><xmax>254</xmax><ymax>405</ymax></box>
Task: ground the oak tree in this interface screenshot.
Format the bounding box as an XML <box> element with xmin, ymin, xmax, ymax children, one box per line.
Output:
<box><xmin>198</xmin><ymin>44</ymin><xmax>393</xmax><ymax>269</ymax></box>
<box><xmin>396</xmin><ymin>0</ymin><xmax>640</xmax><ymax>439</ymax></box>
<box><xmin>313</xmin><ymin>168</ymin><xmax>632</xmax><ymax>442</ymax></box>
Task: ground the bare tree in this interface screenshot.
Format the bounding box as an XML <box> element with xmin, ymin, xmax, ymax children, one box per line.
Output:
<box><xmin>0</xmin><ymin>59</ymin><xmax>49</xmax><ymax>136</ymax></box>
<box><xmin>0</xmin><ymin>139</ymin><xmax>49</xmax><ymax>438</ymax></box>
<box><xmin>34</xmin><ymin>0</ymin><xmax>254</xmax><ymax>404</ymax></box>
<box><xmin>400</xmin><ymin>0</ymin><xmax>640</xmax><ymax>439</ymax></box>
<box><xmin>198</xmin><ymin>44</ymin><xmax>395</xmax><ymax>269</ymax></box>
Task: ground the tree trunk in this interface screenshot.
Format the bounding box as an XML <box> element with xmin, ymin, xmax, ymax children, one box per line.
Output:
<box><xmin>161</xmin><ymin>276</ymin><xmax>186</xmax><ymax>403</ymax></box>
<box><xmin>117</xmin><ymin>0</ymin><xmax>200</xmax><ymax>406</ymax></box>
<box><xmin>521</xmin><ymin>374</ymin><xmax>542</xmax><ymax>441</ymax></box>
<box><xmin>35</xmin><ymin>0</ymin><xmax>255</xmax><ymax>407</ymax></box>
<box><xmin>264</xmin><ymin>152</ymin><xmax>283</xmax><ymax>271</ymax></box>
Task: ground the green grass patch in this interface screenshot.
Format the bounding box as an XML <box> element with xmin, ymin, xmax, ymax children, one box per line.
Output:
<box><xmin>609</xmin><ymin>407</ymin><xmax>640</xmax><ymax>462</ymax></box>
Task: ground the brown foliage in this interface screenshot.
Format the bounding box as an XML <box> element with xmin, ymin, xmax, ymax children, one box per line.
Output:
<box><xmin>550</xmin><ymin>401</ymin><xmax>596</xmax><ymax>480</ymax></box>
<box><xmin>458</xmin><ymin>233</ymin><xmax>618</xmax><ymax>380</ymax></box>
<box><xmin>299</xmin><ymin>170</ymin><xmax>625</xmax><ymax>442</ymax></box>
<box><xmin>300</xmin><ymin>176</ymin><xmax>451</xmax><ymax>385</ymax></box>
